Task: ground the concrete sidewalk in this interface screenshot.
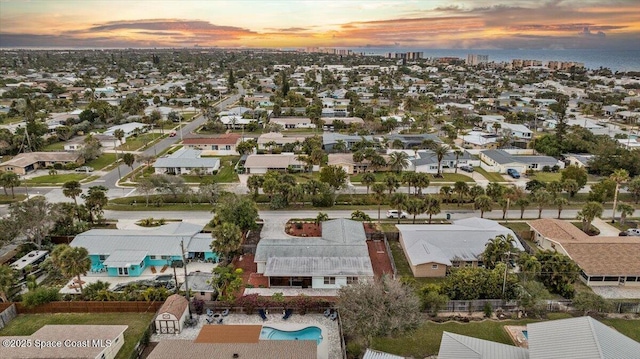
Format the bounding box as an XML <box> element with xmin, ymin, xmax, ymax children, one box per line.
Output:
<box><xmin>591</xmin><ymin>218</ymin><xmax>622</xmax><ymax>236</ymax></box>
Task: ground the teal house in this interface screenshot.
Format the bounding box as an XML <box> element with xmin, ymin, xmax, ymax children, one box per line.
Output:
<box><xmin>71</xmin><ymin>222</ymin><xmax>218</xmax><ymax>277</ymax></box>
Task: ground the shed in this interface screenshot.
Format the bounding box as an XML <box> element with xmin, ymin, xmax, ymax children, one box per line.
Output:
<box><xmin>155</xmin><ymin>294</ymin><xmax>189</xmax><ymax>334</ymax></box>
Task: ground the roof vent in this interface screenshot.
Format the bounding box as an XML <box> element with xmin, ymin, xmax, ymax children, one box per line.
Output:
<box><xmin>233</xmin><ymin>354</ymin><xmax>239</xmax><ymax>358</ymax></box>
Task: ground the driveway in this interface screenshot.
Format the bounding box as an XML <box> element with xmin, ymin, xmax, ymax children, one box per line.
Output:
<box><xmin>591</xmin><ymin>218</ymin><xmax>622</xmax><ymax>236</ymax></box>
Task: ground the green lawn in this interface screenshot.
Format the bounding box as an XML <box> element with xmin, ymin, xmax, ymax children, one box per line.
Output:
<box><xmin>0</xmin><ymin>194</ymin><xmax>27</xmax><ymax>204</ymax></box>
<box><xmin>370</xmin><ymin>315</ymin><xmax>640</xmax><ymax>358</ymax></box>
<box><xmin>85</xmin><ymin>153</ymin><xmax>117</xmax><ymax>170</ymax></box>
<box><xmin>475</xmin><ymin>167</ymin><xmax>506</xmax><ymax>182</ymax></box>
<box><xmin>0</xmin><ymin>312</ymin><xmax>154</xmax><ymax>359</ymax></box>
<box><xmin>25</xmin><ymin>173</ymin><xmax>88</xmax><ymax>184</ymax></box>
<box><xmin>117</xmin><ymin>133</ymin><xmax>162</xmax><ymax>151</ymax></box>
<box><xmin>351</xmin><ymin>172</ymin><xmax>474</xmax><ymax>183</ymax></box>
<box><xmin>389</xmin><ymin>240</ymin><xmax>444</xmax><ymax>288</ymax></box>
<box><xmin>529</xmin><ymin>171</ymin><xmax>562</xmax><ymax>182</ymax></box>
<box><xmin>42</xmin><ymin>141</ymin><xmax>66</xmax><ymax>151</ymax></box>
<box><xmin>180</xmin><ymin>156</ymin><xmax>239</xmax><ymax>183</ymax></box>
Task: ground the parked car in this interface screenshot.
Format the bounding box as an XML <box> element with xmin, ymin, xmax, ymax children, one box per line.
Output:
<box><xmin>75</xmin><ymin>166</ymin><xmax>94</xmax><ymax>172</ymax></box>
<box><xmin>386</xmin><ymin>210</ymin><xmax>409</xmax><ymax>219</ymax></box>
<box><xmin>169</xmin><ymin>131</ymin><xmax>177</xmax><ymax>137</ymax></box>
<box><xmin>624</xmin><ymin>228</ymin><xmax>640</xmax><ymax>236</ymax></box>
<box><xmin>460</xmin><ymin>165</ymin><xmax>474</xmax><ymax>173</ymax></box>
<box><xmin>507</xmin><ymin>168</ymin><xmax>521</xmax><ymax>179</ymax></box>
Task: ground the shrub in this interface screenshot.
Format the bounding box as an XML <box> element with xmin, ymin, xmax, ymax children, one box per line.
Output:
<box><xmin>22</xmin><ymin>286</ymin><xmax>60</xmax><ymax>308</ymax></box>
<box><xmin>53</xmin><ymin>163</ymin><xmax>63</xmax><ymax>170</ymax></box>
<box><xmin>542</xmin><ymin>166</ymin><xmax>551</xmax><ymax>172</ymax></box>
<box><xmin>346</xmin><ymin>342</ymin><xmax>363</xmax><ymax>359</ymax></box>
<box><xmin>483</xmin><ymin>302</ymin><xmax>493</xmax><ymax>318</ymax></box>
<box><xmin>192</xmin><ymin>298</ymin><xmax>205</xmax><ymax>315</ymax></box>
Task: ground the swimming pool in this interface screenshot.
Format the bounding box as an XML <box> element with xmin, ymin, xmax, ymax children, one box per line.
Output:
<box><xmin>260</xmin><ymin>326</ymin><xmax>323</xmax><ymax>345</ymax></box>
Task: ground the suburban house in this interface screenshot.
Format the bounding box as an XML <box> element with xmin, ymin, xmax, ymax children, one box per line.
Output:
<box><xmin>219</xmin><ymin>115</ymin><xmax>256</xmax><ymax>129</ymax></box>
<box><xmin>270</xmin><ymin>117</ymin><xmax>316</xmax><ymax>129</ymax></box>
<box><xmin>243</xmin><ymin>153</ymin><xmax>306</xmax><ymax>174</ymax></box>
<box><xmin>70</xmin><ymin>222</ymin><xmax>218</xmax><ymax>277</ymax></box>
<box><xmin>103</xmin><ymin>122</ymin><xmax>148</xmax><ymax>138</ymax></box>
<box><xmin>528</xmin><ymin>219</ymin><xmax>640</xmax><ymax>287</ymax></box>
<box><xmin>0</xmin><ymin>152</ymin><xmax>83</xmax><ymax>175</ymax></box>
<box><xmin>254</xmin><ymin>219</ymin><xmax>374</xmax><ymax>289</ymax></box>
<box><xmin>62</xmin><ymin>136</ymin><xmax>87</xmax><ymax>151</ymax></box>
<box><xmin>383</xmin><ymin>133</ymin><xmax>442</xmax><ymax>149</ymax></box>
<box><xmin>461</xmin><ymin>131</ymin><xmax>499</xmax><ymax>149</ymax></box>
<box><xmin>155</xmin><ymin>294</ymin><xmax>189</xmax><ymax>335</ymax></box>
<box><xmin>153</xmin><ymin>148</ymin><xmax>220</xmax><ymax>175</ymax></box>
<box><xmin>182</xmin><ymin>133</ymin><xmax>242</xmax><ymax>156</ymax></box>
<box><xmin>480</xmin><ymin>149</ymin><xmax>562</xmax><ymax>173</ymax></box>
<box><xmin>397</xmin><ymin>218</ymin><xmax>523</xmax><ymax>277</ymax></box>
<box><xmin>409</xmin><ymin>149</ymin><xmax>479</xmax><ymax>174</ymax></box>
<box><xmin>482</xmin><ymin>116</ymin><xmax>533</xmax><ymax>140</ymax></box>
<box><xmin>327</xmin><ymin>153</ymin><xmax>389</xmax><ymax>174</ymax></box>
<box><xmin>563</xmin><ymin>153</ymin><xmax>593</xmax><ymax>168</ymax></box>
<box><xmin>322</xmin><ymin>117</ymin><xmax>364</xmax><ymax>130</ymax></box>
<box><xmin>323</xmin><ymin>133</ymin><xmax>374</xmax><ymax>152</ymax></box>
<box><xmin>0</xmin><ymin>325</ymin><xmax>128</xmax><ymax>359</ymax></box>
<box><xmin>256</xmin><ymin>132</ymin><xmax>305</xmax><ymax>150</ymax></box>
<box><xmin>438</xmin><ymin>316</ymin><xmax>640</xmax><ymax>359</ymax></box>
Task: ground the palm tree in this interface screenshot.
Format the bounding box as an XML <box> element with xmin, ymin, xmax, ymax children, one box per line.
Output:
<box><xmin>434</xmin><ymin>144</ymin><xmax>449</xmax><ymax>177</ymax></box>
<box><xmin>122</xmin><ymin>153</ymin><xmax>136</xmax><ymax>170</ymax></box>
<box><xmin>474</xmin><ymin>195</ymin><xmax>493</xmax><ymax>218</ymax></box>
<box><xmin>562</xmin><ymin>179</ymin><xmax>579</xmax><ymax>198</ymax></box>
<box><xmin>515</xmin><ymin>198</ymin><xmax>530</xmax><ymax>219</ymax></box>
<box><xmin>439</xmin><ymin>185</ymin><xmax>453</xmax><ymax>203</ymax></box>
<box><xmin>389</xmin><ymin>193</ymin><xmax>407</xmax><ymax>224</ymax></box>
<box><xmin>372</xmin><ymin>183</ymin><xmax>387</xmax><ymax>223</ymax></box>
<box><xmin>388</xmin><ymin>151</ymin><xmax>410</xmax><ymax>173</ymax></box>
<box><xmin>62</xmin><ymin>180</ymin><xmax>83</xmax><ymax>206</ymax></box>
<box><xmin>424</xmin><ymin>195</ymin><xmax>441</xmax><ymax>223</ymax></box>
<box><xmin>453</xmin><ymin>181</ymin><xmax>469</xmax><ymax>207</ymax></box>
<box><xmin>518</xmin><ymin>253</ymin><xmax>541</xmax><ymax>281</ymax></box>
<box><xmin>554</xmin><ymin>197</ymin><xmax>569</xmax><ymax>219</ymax></box>
<box><xmin>469</xmin><ymin>185</ymin><xmax>485</xmax><ymax>202</ymax></box>
<box><xmin>532</xmin><ymin>189</ymin><xmax>552</xmax><ymax>219</ymax></box>
<box><xmin>361</xmin><ymin>172</ymin><xmax>376</xmax><ymax>194</ymax></box>
<box><xmin>610</xmin><ymin>169</ymin><xmax>629</xmax><ymax>223</ymax></box>
<box><xmin>405</xmin><ymin>197</ymin><xmax>426</xmax><ymax>224</ymax></box>
<box><xmin>414</xmin><ymin>173</ymin><xmax>430</xmax><ymax>196</ymax></box>
<box><xmin>384</xmin><ymin>173</ymin><xmax>400</xmax><ymax>195</ymax></box>
<box><xmin>401</xmin><ymin>171</ymin><xmax>415</xmax><ymax>194</ymax></box>
<box><xmin>577</xmin><ymin>201</ymin><xmax>604</xmax><ymax>232</ymax></box>
<box><xmin>211</xmin><ymin>222</ymin><xmax>243</xmax><ymax>264</ymax></box>
<box><xmin>58</xmin><ymin>246</ymin><xmax>91</xmax><ymax>293</ymax></box>
<box><xmin>453</xmin><ymin>149</ymin><xmax>464</xmax><ymax>174</ymax></box>
<box><xmin>334</xmin><ymin>140</ymin><xmax>347</xmax><ymax>153</ymax></box>
<box><xmin>0</xmin><ymin>172</ymin><xmax>20</xmax><ymax>199</ymax></box>
<box><xmin>616</xmin><ymin>202</ymin><xmax>635</xmax><ymax>225</ymax></box>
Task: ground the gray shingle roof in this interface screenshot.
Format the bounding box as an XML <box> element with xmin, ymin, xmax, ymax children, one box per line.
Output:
<box><xmin>482</xmin><ymin>149</ymin><xmax>558</xmax><ymax>166</ymax></box>
<box><xmin>180</xmin><ymin>272</ymin><xmax>216</xmax><ymax>292</ymax></box>
<box><xmin>264</xmin><ymin>257</ymin><xmax>374</xmax><ymax>277</ymax></box>
<box><xmin>322</xmin><ymin>132</ymin><xmax>373</xmax><ymax>145</ymax></box>
<box><xmin>153</xmin><ymin>148</ymin><xmax>220</xmax><ymax>169</ymax></box>
<box><xmin>438</xmin><ymin>332</ymin><xmax>530</xmax><ymax>359</ymax></box>
<box><xmin>363</xmin><ymin>349</ymin><xmax>405</xmax><ymax>359</ymax></box>
<box><xmin>411</xmin><ymin>149</ymin><xmax>473</xmax><ymax>166</ymax></box>
<box><xmin>397</xmin><ymin>218</ymin><xmax>523</xmax><ymax>266</ymax></box>
<box><xmin>321</xmin><ymin>218</ymin><xmax>367</xmax><ymax>243</ymax></box>
<box><xmin>527</xmin><ymin>316</ymin><xmax>640</xmax><ymax>359</ymax></box>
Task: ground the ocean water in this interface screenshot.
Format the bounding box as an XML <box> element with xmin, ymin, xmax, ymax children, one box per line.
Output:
<box><xmin>350</xmin><ymin>47</ymin><xmax>640</xmax><ymax>72</ymax></box>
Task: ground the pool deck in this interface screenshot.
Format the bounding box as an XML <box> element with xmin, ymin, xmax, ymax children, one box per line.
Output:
<box><xmin>504</xmin><ymin>325</ymin><xmax>529</xmax><ymax>348</ymax></box>
<box><xmin>151</xmin><ymin>313</ymin><xmax>340</xmax><ymax>359</ymax></box>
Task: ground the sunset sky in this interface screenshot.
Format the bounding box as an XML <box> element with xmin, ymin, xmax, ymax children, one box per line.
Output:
<box><xmin>1</xmin><ymin>0</ymin><xmax>639</xmax><ymax>49</ymax></box>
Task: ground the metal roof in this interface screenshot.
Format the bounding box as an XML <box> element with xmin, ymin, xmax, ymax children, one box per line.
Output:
<box><xmin>438</xmin><ymin>332</ymin><xmax>529</xmax><ymax>359</ymax></box>
<box><xmin>362</xmin><ymin>349</ymin><xmax>405</xmax><ymax>359</ymax></box>
<box><xmin>322</xmin><ymin>132</ymin><xmax>373</xmax><ymax>145</ymax></box>
<box><xmin>102</xmin><ymin>250</ymin><xmax>148</xmax><ymax>267</ymax></box>
<box><xmin>482</xmin><ymin>149</ymin><xmax>557</xmax><ymax>165</ymax></box>
<box><xmin>321</xmin><ymin>218</ymin><xmax>367</xmax><ymax>243</ymax></box>
<box><xmin>264</xmin><ymin>257</ymin><xmax>374</xmax><ymax>277</ymax></box>
<box><xmin>179</xmin><ymin>272</ymin><xmax>216</xmax><ymax>292</ymax></box>
<box><xmin>71</xmin><ymin>222</ymin><xmax>208</xmax><ymax>257</ymax></box>
<box><xmin>397</xmin><ymin>218</ymin><xmax>523</xmax><ymax>266</ymax></box>
<box><xmin>153</xmin><ymin>148</ymin><xmax>220</xmax><ymax>169</ymax></box>
<box><xmin>527</xmin><ymin>316</ymin><xmax>640</xmax><ymax>359</ymax></box>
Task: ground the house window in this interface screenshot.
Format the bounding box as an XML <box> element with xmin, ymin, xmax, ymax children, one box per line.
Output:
<box><xmin>200</xmin><ymin>292</ymin><xmax>205</xmax><ymax>295</ymax></box>
<box><xmin>99</xmin><ymin>255</ymin><xmax>107</xmax><ymax>261</ymax></box>
<box><xmin>323</xmin><ymin>277</ymin><xmax>336</xmax><ymax>285</ymax></box>
<box><xmin>161</xmin><ymin>255</ymin><xmax>169</xmax><ymax>260</ymax></box>
<box><xmin>347</xmin><ymin>277</ymin><xmax>358</xmax><ymax>284</ymax></box>
<box><xmin>140</xmin><ymin>261</ymin><xmax>144</xmax><ymax>267</ymax></box>
<box><xmin>211</xmin><ymin>145</ymin><xmax>219</xmax><ymax>150</ymax></box>
<box><xmin>431</xmin><ymin>264</ymin><xmax>438</xmax><ymax>269</ymax></box>
<box><xmin>224</xmin><ymin>145</ymin><xmax>231</xmax><ymax>150</ymax></box>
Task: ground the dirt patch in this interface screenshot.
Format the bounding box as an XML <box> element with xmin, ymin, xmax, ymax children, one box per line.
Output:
<box><xmin>367</xmin><ymin>240</ymin><xmax>394</xmax><ymax>278</ymax></box>
<box><xmin>285</xmin><ymin>221</ymin><xmax>321</xmax><ymax>237</ymax></box>
<box><xmin>244</xmin><ymin>223</ymin><xmax>263</xmax><ymax>246</ymax></box>
<box><xmin>232</xmin><ymin>253</ymin><xmax>269</xmax><ymax>294</ymax></box>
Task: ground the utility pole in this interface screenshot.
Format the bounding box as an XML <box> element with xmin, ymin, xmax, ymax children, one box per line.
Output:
<box><xmin>180</xmin><ymin>239</ymin><xmax>192</xmax><ymax>318</ymax></box>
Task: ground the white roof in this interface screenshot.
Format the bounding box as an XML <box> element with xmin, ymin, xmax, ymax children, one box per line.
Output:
<box><xmin>264</xmin><ymin>257</ymin><xmax>374</xmax><ymax>277</ymax></box>
<box><xmin>104</xmin><ymin>122</ymin><xmax>146</xmax><ymax>136</ymax></box>
<box><xmin>102</xmin><ymin>250</ymin><xmax>148</xmax><ymax>267</ymax></box>
<box><xmin>362</xmin><ymin>349</ymin><xmax>405</xmax><ymax>359</ymax></box>
<box><xmin>71</xmin><ymin>222</ymin><xmax>210</xmax><ymax>257</ymax></box>
<box><xmin>244</xmin><ymin>154</ymin><xmax>303</xmax><ymax>169</ymax></box>
<box><xmin>438</xmin><ymin>332</ymin><xmax>529</xmax><ymax>359</ymax></box>
<box><xmin>397</xmin><ymin>218</ymin><xmax>523</xmax><ymax>266</ymax></box>
<box><xmin>10</xmin><ymin>250</ymin><xmax>48</xmax><ymax>270</ymax></box>
<box><xmin>153</xmin><ymin>148</ymin><xmax>220</xmax><ymax>169</ymax></box>
<box><xmin>527</xmin><ymin>316</ymin><xmax>640</xmax><ymax>359</ymax></box>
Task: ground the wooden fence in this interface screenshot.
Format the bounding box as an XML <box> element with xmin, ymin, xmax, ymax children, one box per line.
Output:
<box><xmin>14</xmin><ymin>301</ymin><xmax>164</xmax><ymax>314</ymax></box>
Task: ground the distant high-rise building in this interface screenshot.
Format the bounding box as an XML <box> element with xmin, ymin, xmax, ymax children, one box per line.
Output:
<box><xmin>466</xmin><ymin>54</ymin><xmax>488</xmax><ymax>66</ymax></box>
